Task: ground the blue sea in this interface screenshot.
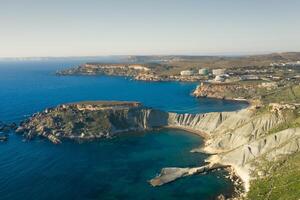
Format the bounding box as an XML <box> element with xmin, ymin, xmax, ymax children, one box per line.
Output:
<box><xmin>0</xmin><ymin>60</ymin><xmax>247</xmax><ymax>200</ymax></box>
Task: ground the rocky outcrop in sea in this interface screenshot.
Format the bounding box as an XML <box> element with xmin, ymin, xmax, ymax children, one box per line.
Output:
<box><xmin>0</xmin><ymin>121</ymin><xmax>17</xmax><ymax>142</ymax></box>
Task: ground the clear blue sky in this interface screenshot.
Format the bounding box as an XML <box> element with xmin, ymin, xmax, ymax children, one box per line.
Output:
<box><xmin>1</xmin><ymin>0</ymin><xmax>300</xmax><ymax>57</ymax></box>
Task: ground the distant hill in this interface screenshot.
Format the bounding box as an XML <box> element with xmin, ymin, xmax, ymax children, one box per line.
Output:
<box><xmin>2</xmin><ymin>52</ymin><xmax>300</xmax><ymax>71</ymax></box>
<box><xmin>127</xmin><ymin>52</ymin><xmax>300</xmax><ymax>69</ymax></box>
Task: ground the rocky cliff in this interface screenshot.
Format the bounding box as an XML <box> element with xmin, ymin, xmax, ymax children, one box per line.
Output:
<box><xmin>152</xmin><ymin>105</ymin><xmax>300</xmax><ymax>195</ymax></box>
<box><xmin>193</xmin><ymin>82</ymin><xmax>258</xmax><ymax>100</ymax></box>
<box><xmin>16</xmin><ymin>101</ymin><xmax>168</xmax><ymax>143</ymax></box>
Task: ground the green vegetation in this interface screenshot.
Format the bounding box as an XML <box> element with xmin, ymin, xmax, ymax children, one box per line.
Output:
<box><xmin>58</xmin><ymin>109</ymin><xmax>112</xmax><ymax>135</ymax></box>
<box><xmin>247</xmin><ymin>102</ymin><xmax>300</xmax><ymax>199</ymax></box>
<box><xmin>261</xmin><ymin>85</ymin><xmax>300</xmax><ymax>104</ymax></box>
<box><xmin>210</xmin><ymin>83</ymin><xmax>300</xmax><ymax>105</ymax></box>
<box><xmin>31</xmin><ymin>107</ymin><xmax>112</xmax><ymax>137</ymax></box>
<box><xmin>248</xmin><ymin>152</ymin><xmax>300</xmax><ymax>200</ymax></box>
<box><xmin>237</xmin><ymin>84</ymin><xmax>300</xmax><ymax>199</ymax></box>
<box><xmin>267</xmin><ymin>116</ymin><xmax>300</xmax><ymax>136</ymax></box>
<box><xmin>256</xmin><ymin>106</ymin><xmax>300</xmax><ymax>135</ymax></box>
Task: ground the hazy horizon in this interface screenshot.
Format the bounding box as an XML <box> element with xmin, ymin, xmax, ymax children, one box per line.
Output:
<box><xmin>0</xmin><ymin>51</ymin><xmax>292</xmax><ymax>59</ymax></box>
<box><xmin>1</xmin><ymin>0</ymin><xmax>300</xmax><ymax>57</ymax></box>
<box><xmin>0</xmin><ymin>51</ymin><xmax>298</xmax><ymax>59</ymax></box>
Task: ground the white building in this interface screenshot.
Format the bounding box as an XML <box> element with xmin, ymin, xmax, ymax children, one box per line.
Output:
<box><xmin>180</xmin><ymin>70</ymin><xmax>194</xmax><ymax>76</ymax></box>
<box><xmin>286</xmin><ymin>61</ymin><xmax>300</xmax><ymax>66</ymax></box>
<box><xmin>199</xmin><ymin>68</ymin><xmax>209</xmax><ymax>75</ymax></box>
<box><xmin>214</xmin><ymin>75</ymin><xmax>225</xmax><ymax>82</ymax></box>
<box><xmin>212</xmin><ymin>69</ymin><xmax>226</xmax><ymax>76</ymax></box>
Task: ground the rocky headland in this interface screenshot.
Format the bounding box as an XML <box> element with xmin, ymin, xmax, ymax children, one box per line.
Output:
<box><xmin>57</xmin><ymin>63</ymin><xmax>207</xmax><ymax>82</ymax></box>
<box><xmin>193</xmin><ymin>82</ymin><xmax>257</xmax><ymax>101</ymax></box>
<box><xmin>193</xmin><ymin>81</ymin><xmax>300</xmax><ymax>105</ymax></box>
<box><xmin>16</xmin><ymin>101</ymin><xmax>168</xmax><ymax>143</ymax></box>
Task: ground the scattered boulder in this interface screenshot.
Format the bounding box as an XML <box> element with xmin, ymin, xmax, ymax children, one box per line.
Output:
<box><xmin>0</xmin><ymin>121</ymin><xmax>17</xmax><ymax>133</ymax></box>
<box><xmin>0</xmin><ymin>134</ymin><xmax>8</xmax><ymax>142</ymax></box>
<box><xmin>216</xmin><ymin>194</ymin><xmax>226</xmax><ymax>200</ymax></box>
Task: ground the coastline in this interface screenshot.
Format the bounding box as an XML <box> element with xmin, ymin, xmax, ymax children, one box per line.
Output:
<box><xmin>16</xmin><ymin>71</ymin><xmax>255</xmax><ymax>199</ymax></box>
<box><xmin>165</xmin><ymin>125</ymin><xmax>248</xmax><ymax>199</ymax></box>
<box><xmin>142</xmin><ymin>126</ymin><xmax>244</xmax><ymax>200</ymax></box>
<box><xmin>3</xmin><ymin>54</ymin><xmax>300</xmax><ymax>199</ymax></box>
<box><xmin>17</xmin><ymin>81</ymin><xmax>251</xmax><ymax>199</ymax></box>
<box><xmin>167</xmin><ymin>91</ymin><xmax>254</xmax><ymax>199</ymax></box>
<box><xmin>193</xmin><ymin>95</ymin><xmax>253</xmax><ymax>108</ymax></box>
<box><xmin>56</xmin><ymin>68</ymin><xmax>208</xmax><ymax>83</ymax></box>
<box><xmin>165</xmin><ymin>125</ymin><xmax>210</xmax><ymax>140</ymax></box>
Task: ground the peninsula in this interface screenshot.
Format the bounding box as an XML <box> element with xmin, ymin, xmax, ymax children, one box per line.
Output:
<box><xmin>57</xmin><ymin>52</ymin><xmax>300</xmax><ymax>84</ymax></box>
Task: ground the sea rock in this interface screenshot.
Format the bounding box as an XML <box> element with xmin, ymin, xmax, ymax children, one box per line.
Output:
<box><xmin>0</xmin><ymin>121</ymin><xmax>17</xmax><ymax>133</ymax></box>
<box><xmin>150</xmin><ymin>165</ymin><xmax>210</xmax><ymax>186</ymax></box>
<box><xmin>216</xmin><ymin>194</ymin><xmax>226</xmax><ymax>200</ymax></box>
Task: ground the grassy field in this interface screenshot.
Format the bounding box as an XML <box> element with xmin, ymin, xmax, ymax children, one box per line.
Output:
<box><xmin>205</xmin><ymin>83</ymin><xmax>300</xmax><ymax>105</ymax></box>
<box><xmin>266</xmin><ymin>113</ymin><xmax>300</xmax><ymax>135</ymax></box>
<box><xmin>247</xmin><ymin>152</ymin><xmax>300</xmax><ymax>200</ymax></box>
<box><xmin>261</xmin><ymin>85</ymin><xmax>300</xmax><ymax>104</ymax></box>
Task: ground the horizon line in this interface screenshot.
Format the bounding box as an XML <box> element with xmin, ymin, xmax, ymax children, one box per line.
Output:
<box><xmin>1</xmin><ymin>51</ymin><xmax>299</xmax><ymax>60</ymax></box>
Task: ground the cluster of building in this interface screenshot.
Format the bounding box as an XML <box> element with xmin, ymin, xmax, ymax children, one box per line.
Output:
<box><xmin>180</xmin><ymin>68</ymin><xmax>211</xmax><ymax>76</ymax></box>
<box><xmin>179</xmin><ymin>67</ymin><xmax>280</xmax><ymax>83</ymax></box>
<box><xmin>270</xmin><ymin>61</ymin><xmax>300</xmax><ymax>67</ymax></box>
<box><xmin>180</xmin><ymin>68</ymin><xmax>228</xmax><ymax>82</ymax></box>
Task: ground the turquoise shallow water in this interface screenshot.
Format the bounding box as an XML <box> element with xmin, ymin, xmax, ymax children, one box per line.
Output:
<box><xmin>0</xmin><ymin>60</ymin><xmax>247</xmax><ymax>200</ymax></box>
